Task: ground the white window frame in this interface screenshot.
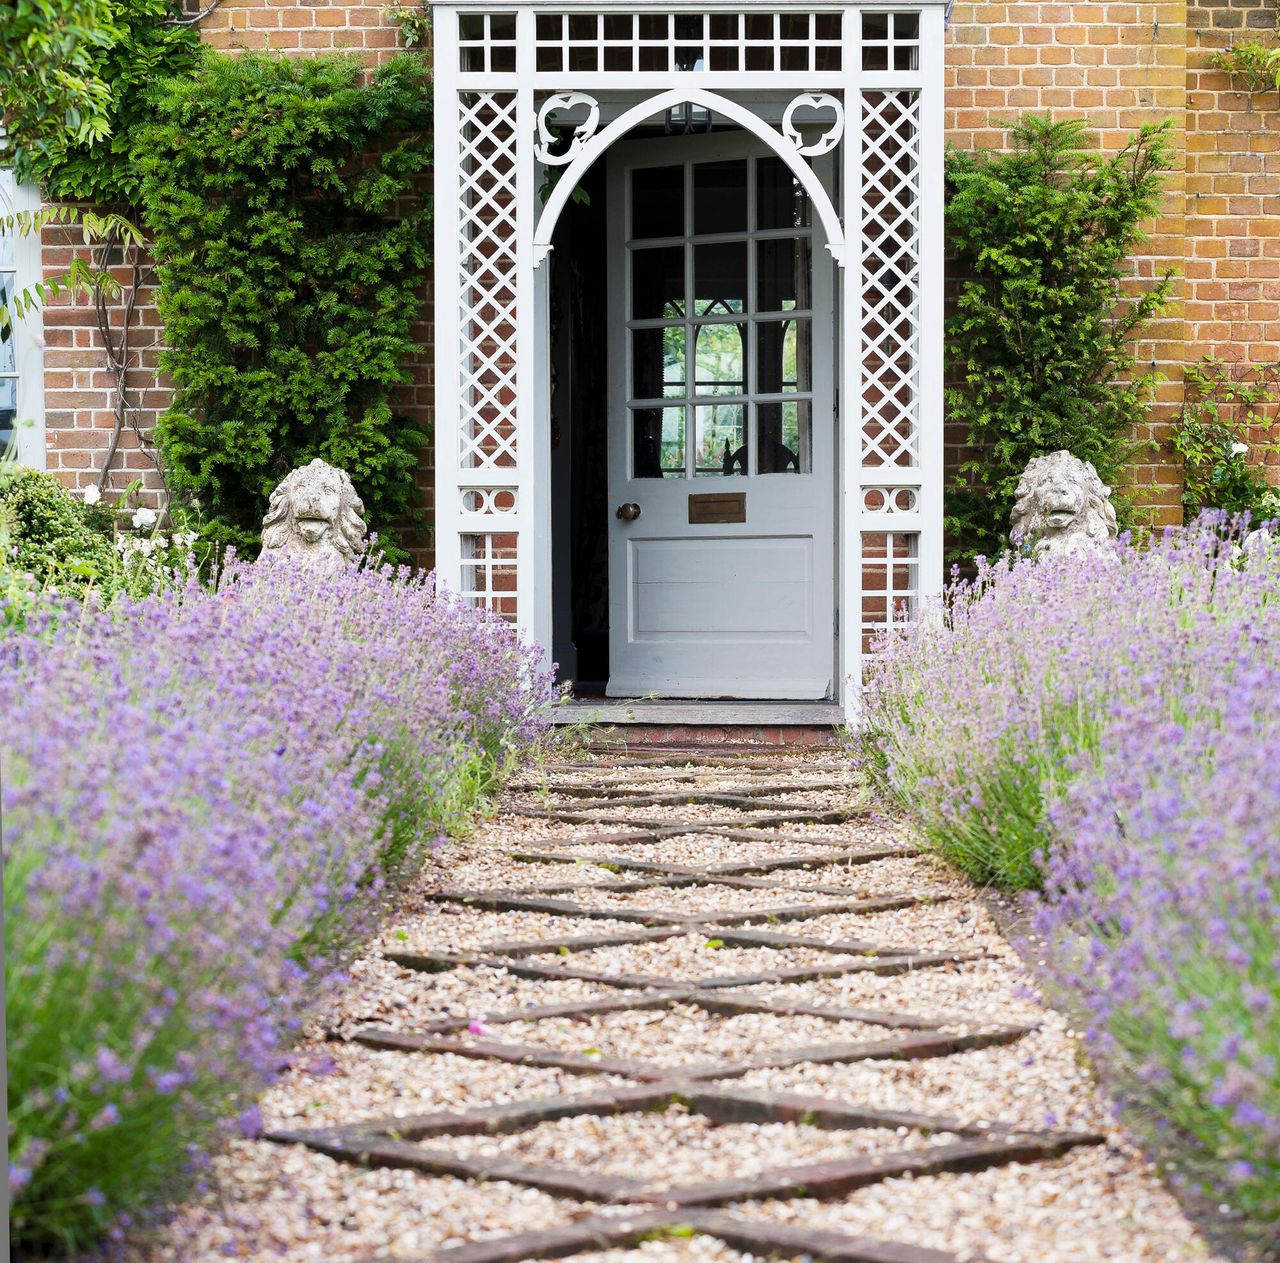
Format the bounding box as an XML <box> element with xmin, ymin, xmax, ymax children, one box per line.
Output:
<box><xmin>1</xmin><ymin>173</ymin><xmax>46</xmax><ymax>470</ymax></box>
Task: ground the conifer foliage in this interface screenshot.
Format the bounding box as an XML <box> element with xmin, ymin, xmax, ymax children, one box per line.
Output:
<box><xmin>945</xmin><ymin>116</ymin><xmax>1176</xmax><ymax>560</ymax></box>
<box><xmin>139</xmin><ymin>53</ymin><xmax>433</xmax><ymax>559</ymax></box>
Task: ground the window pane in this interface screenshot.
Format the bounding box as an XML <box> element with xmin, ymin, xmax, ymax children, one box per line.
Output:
<box><xmin>694</xmin><ymin>242</ymin><xmax>746</xmax><ymax>315</ymax></box>
<box><xmin>632</xmin><ymin>246</ymin><xmax>684</xmax><ymax>319</ymax></box>
<box><xmin>0</xmin><ymin>230</ymin><xmax>14</xmax><ymax>268</ymax></box>
<box><xmin>631</xmin><ymin>166</ymin><xmax>683</xmax><ymax>239</ymax></box>
<box><xmin>757</xmin><ymin>400</ymin><xmax>811</xmax><ymax>474</ymax></box>
<box><xmin>0</xmin><ymin>376</ymin><xmax>16</xmax><ymax>451</ymax></box>
<box><xmin>756</xmin><ymin>157</ymin><xmax>811</xmax><ymax>230</ymax></box>
<box><xmin>757</xmin><ymin>238</ymin><xmax>811</xmax><ymax>313</ymax></box>
<box><xmin>0</xmin><ymin>278</ymin><xmax>15</xmax><ymax>375</ymax></box>
<box><xmin>633</xmin><ymin>326</ymin><xmax>685</xmax><ymax>399</ymax></box>
<box><xmin>693</xmin><ymin>160</ymin><xmax>747</xmax><ymax>234</ymax></box>
<box><xmin>694</xmin><ymin>403</ymin><xmax>747</xmax><ymax>477</ymax></box>
<box><xmin>757</xmin><ymin>319</ymin><xmax>811</xmax><ymax>394</ymax></box>
<box><xmin>694</xmin><ymin>323</ymin><xmax>744</xmax><ymax>396</ymax></box>
<box><xmin>633</xmin><ymin>407</ymin><xmax>685</xmax><ymax>478</ymax></box>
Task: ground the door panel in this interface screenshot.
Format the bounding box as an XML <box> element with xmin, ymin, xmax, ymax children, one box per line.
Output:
<box><xmin>606</xmin><ymin>135</ymin><xmax>835</xmax><ymax>700</ymax></box>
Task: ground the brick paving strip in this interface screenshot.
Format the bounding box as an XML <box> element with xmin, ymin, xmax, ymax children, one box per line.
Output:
<box><xmin>137</xmin><ymin>749</ymin><xmax>1223</xmax><ymax>1262</ymax></box>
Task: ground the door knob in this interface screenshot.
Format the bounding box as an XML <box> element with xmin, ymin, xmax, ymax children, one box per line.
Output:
<box><xmin>615</xmin><ymin>502</ymin><xmax>642</xmax><ymax>521</ymax></box>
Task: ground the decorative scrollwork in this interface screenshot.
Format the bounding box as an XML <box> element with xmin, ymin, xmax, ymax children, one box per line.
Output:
<box><xmin>782</xmin><ymin>93</ymin><xmax>845</xmax><ymax>158</ymax></box>
<box><xmin>535</xmin><ymin>93</ymin><xmax>601</xmax><ymax>166</ymax></box>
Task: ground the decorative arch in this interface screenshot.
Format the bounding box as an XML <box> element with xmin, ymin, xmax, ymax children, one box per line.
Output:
<box><xmin>532</xmin><ymin>87</ymin><xmax>847</xmax><ymax>267</ymax></box>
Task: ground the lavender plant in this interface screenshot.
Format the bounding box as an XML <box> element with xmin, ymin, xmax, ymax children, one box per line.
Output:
<box><xmin>4</xmin><ymin>557</ymin><xmax>553</xmax><ymax>1253</ymax></box>
<box><xmin>1036</xmin><ymin>671</ymin><xmax>1280</xmax><ymax>1241</ymax></box>
<box><xmin>861</xmin><ymin>519</ymin><xmax>1280</xmax><ymax>887</ymax></box>
<box><xmin>861</xmin><ymin>517</ymin><xmax>1280</xmax><ymax>1239</ymax></box>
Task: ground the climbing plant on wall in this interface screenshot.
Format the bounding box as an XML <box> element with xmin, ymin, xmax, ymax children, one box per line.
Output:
<box><xmin>944</xmin><ymin>115</ymin><xmax>1176</xmax><ymax>562</ymax></box>
<box><xmin>138</xmin><ymin>52</ymin><xmax>434</xmax><ymax>560</ymax></box>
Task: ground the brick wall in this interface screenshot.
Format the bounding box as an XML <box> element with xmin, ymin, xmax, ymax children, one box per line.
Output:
<box><xmin>945</xmin><ymin>0</ymin><xmax>1191</xmax><ymax>526</ymax></box>
<box><xmin>37</xmin><ymin>1</ymin><xmax>1280</xmax><ymax>544</ymax></box>
<box><xmin>38</xmin><ymin>0</ymin><xmax>436</xmax><ymax>565</ymax></box>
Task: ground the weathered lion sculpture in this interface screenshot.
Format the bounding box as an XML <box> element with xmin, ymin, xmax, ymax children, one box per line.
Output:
<box><xmin>260</xmin><ymin>458</ymin><xmax>367</xmax><ymax>576</ymax></box>
<box><xmin>1009</xmin><ymin>449</ymin><xmax>1117</xmax><ymax>559</ymax></box>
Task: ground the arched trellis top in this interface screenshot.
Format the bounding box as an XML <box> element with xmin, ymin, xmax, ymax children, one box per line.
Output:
<box><xmin>532</xmin><ymin>87</ymin><xmax>847</xmax><ymax>268</ymax></box>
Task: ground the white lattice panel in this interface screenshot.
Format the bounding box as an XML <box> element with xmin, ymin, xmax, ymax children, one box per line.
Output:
<box><xmin>860</xmin><ymin>530</ymin><xmax>920</xmax><ymax>657</ymax></box>
<box><xmin>460</xmin><ymin>531</ymin><xmax>519</xmax><ymax>619</ymax></box>
<box><xmin>459</xmin><ymin>91</ymin><xmax>520</xmax><ymax>472</ymax></box>
<box><xmin>859</xmin><ymin>90</ymin><xmax>921</xmax><ymax>469</ymax></box>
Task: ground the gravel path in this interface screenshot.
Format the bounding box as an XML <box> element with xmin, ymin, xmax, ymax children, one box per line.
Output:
<box><xmin>120</xmin><ymin>750</ymin><xmax>1225</xmax><ymax>1263</ymax></box>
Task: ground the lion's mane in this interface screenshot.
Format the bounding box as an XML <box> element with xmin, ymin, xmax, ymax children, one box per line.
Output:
<box><xmin>1009</xmin><ymin>450</ymin><xmax>1117</xmax><ymax>556</ymax></box>
<box><xmin>260</xmin><ymin>459</ymin><xmax>367</xmax><ymax>562</ymax></box>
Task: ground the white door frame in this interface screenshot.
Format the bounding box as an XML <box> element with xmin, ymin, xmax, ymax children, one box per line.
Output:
<box><xmin>603</xmin><ymin>130</ymin><xmax>837</xmax><ymax>699</ymax></box>
<box><xmin>432</xmin><ymin>0</ymin><xmax>947</xmax><ymax>724</ymax></box>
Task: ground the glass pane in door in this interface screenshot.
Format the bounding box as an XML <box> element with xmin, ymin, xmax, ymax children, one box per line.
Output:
<box><xmin>757</xmin><ymin>400</ymin><xmax>811</xmax><ymax>473</ymax></box>
<box><xmin>632</xmin><ymin>165</ymin><xmax>684</xmax><ymax>239</ymax></box>
<box><xmin>693</xmin><ymin>323</ymin><xmax>744</xmax><ymax>396</ymax></box>
<box><xmin>633</xmin><ymin>326</ymin><xmax>686</xmax><ymax>398</ymax></box>
<box><xmin>633</xmin><ymin>406</ymin><xmax>686</xmax><ymax>478</ymax></box>
<box><xmin>695</xmin><ymin>403</ymin><xmax>746</xmax><ymax>477</ymax></box>
<box><xmin>632</xmin><ymin>246</ymin><xmax>684</xmax><ymax>319</ymax></box>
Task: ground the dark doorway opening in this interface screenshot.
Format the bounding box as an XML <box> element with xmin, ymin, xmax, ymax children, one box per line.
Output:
<box><xmin>549</xmin><ymin>159</ymin><xmax>610</xmax><ymax>690</ymax></box>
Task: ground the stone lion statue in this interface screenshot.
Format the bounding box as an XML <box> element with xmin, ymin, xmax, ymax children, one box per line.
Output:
<box><xmin>260</xmin><ymin>458</ymin><xmax>367</xmax><ymax>576</ymax></box>
<box><xmin>1009</xmin><ymin>450</ymin><xmax>1117</xmax><ymax>559</ymax></box>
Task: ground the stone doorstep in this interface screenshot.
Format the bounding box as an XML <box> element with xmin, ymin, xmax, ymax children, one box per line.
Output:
<box><xmin>594</xmin><ymin>724</ymin><xmax>841</xmax><ymax>746</ymax></box>
<box><xmin>393</xmin><ymin>1208</ymin><xmax>973</xmax><ymax>1263</ymax></box>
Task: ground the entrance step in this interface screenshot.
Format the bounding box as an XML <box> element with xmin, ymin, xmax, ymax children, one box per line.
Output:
<box><xmin>549</xmin><ymin>700</ymin><xmax>844</xmax><ymax>747</ymax></box>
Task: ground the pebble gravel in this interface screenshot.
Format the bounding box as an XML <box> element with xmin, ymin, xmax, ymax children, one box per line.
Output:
<box><xmin>115</xmin><ymin>750</ymin><xmax>1225</xmax><ymax>1263</ymax></box>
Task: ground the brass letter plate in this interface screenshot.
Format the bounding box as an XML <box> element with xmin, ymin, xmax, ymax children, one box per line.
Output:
<box><xmin>688</xmin><ymin>492</ymin><xmax>746</xmax><ymax>524</ymax></box>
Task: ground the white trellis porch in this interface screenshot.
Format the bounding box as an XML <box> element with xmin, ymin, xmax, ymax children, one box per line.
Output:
<box><xmin>432</xmin><ymin>0</ymin><xmax>945</xmax><ymax>721</ymax></box>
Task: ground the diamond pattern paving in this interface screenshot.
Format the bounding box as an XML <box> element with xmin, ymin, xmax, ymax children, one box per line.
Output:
<box><xmin>130</xmin><ymin>750</ymin><xmax>1220</xmax><ymax>1262</ymax></box>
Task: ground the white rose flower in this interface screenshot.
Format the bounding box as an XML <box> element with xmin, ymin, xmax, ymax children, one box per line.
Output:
<box><xmin>82</xmin><ymin>484</ymin><xmax>101</xmax><ymax>506</ymax></box>
<box><xmin>1231</xmin><ymin>442</ymin><xmax>1250</xmax><ymax>457</ymax></box>
<box><xmin>132</xmin><ymin>506</ymin><xmax>158</xmax><ymax>529</ymax></box>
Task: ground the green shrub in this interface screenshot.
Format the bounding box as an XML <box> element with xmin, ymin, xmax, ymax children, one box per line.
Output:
<box><xmin>15</xmin><ymin>0</ymin><xmax>201</xmax><ymax>205</ymax></box>
<box><xmin>945</xmin><ymin>116</ymin><xmax>1176</xmax><ymax>561</ymax></box>
<box><xmin>137</xmin><ymin>52</ymin><xmax>434</xmax><ymax>562</ymax></box>
<box><xmin>1172</xmin><ymin>358</ymin><xmax>1280</xmax><ymax>522</ymax></box>
<box><xmin>0</xmin><ymin>467</ymin><xmax>117</xmax><ymax>595</ymax></box>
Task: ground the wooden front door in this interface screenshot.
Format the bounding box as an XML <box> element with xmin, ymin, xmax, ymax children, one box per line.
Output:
<box><xmin>605</xmin><ymin>133</ymin><xmax>836</xmax><ymax>699</ymax></box>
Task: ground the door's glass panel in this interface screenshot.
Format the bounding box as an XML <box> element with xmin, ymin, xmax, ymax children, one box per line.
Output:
<box><xmin>631</xmin><ymin>166</ymin><xmax>684</xmax><ymax>240</ymax></box>
<box><xmin>0</xmin><ymin>230</ymin><xmax>14</xmax><ymax>269</ymax></box>
<box><xmin>757</xmin><ymin>319</ymin><xmax>810</xmax><ymax>394</ymax></box>
<box><xmin>757</xmin><ymin>238</ymin><xmax>811</xmax><ymax>313</ymax></box>
<box><xmin>632</xmin><ymin>406</ymin><xmax>686</xmax><ymax>478</ymax></box>
<box><xmin>694</xmin><ymin>403</ymin><xmax>747</xmax><ymax>477</ymax></box>
<box><xmin>693</xmin><ymin>323</ymin><xmax>744</xmax><ymax>396</ymax></box>
<box><xmin>633</xmin><ymin>326</ymin><xmax>686</xmax><ymax>399</ymax></box>
<box><xmin>757</xmin><ymin>400</ymin><xmax>811</xmax><ymax>474</ymax></box>
<box><xmin>694</xmin><ymin>242</ymin><xmax>746</xmax><ymax>315</ymax></box>
<box><xmin>756</xmin><ymin>157</ymin><xmax>811</xmax><ymax>230</ymax></box>
<box><xmin>632</xmin><ymin>246</ymin><xmax>684</xmax><ymax>319</ymax></box>
<box><xmin>693</xmin><ymin>160</ymin><xmax>748</xmax><ymax>235</ymax></box>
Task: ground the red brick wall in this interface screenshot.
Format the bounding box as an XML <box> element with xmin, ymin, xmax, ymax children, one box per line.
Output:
<box><xmin>945</xmin><ymin>0</ymin><xmax>1190</xmax><ymax>526</ymax></box>
<box><xmin>38</xmin><ymin>1</ymin><xmax>436</xmax><ymax>565</ymax></box>
<box><xmin>37</xmin><ymin>0</ymin><xmax>1280</xmax><ymax>544</ymax></box>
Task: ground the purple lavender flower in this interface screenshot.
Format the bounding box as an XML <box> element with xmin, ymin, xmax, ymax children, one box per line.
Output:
<box><xmin>861</xmin><ymin>516</ymin><xmax>1280</xmax><ymax>1240</ymax></box>
<box><xmin>4</xmin><ymin>556</ymin><xmax>554</xmax><ymax>1253</ymax></box>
